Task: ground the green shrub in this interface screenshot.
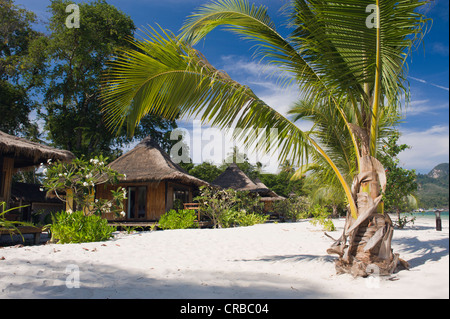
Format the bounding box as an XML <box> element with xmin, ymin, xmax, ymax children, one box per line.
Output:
<box><xmin>273</xmin><ymin>195</ymin><xmax>310</xmax><ymax>221</ymax></box>
<box><xmin>50</xmin><ymin>210</ymin><xmax>116</xmax><ymax>244</ymax></box>
<box><xmin>158</xmin><ymin>209</ymin><xmax>197</xmax><ymax>230</ymax></box>
<box><xmin>219</xmin><ymin>209</ymin><xmax>268</xmax><ymax>228</ymax></box>
<box><xmin>195</xmin><ymin>186</ymin><xmax>265</xmax><ymax>228</ymax></box>
<box><xmin>220</xmin><ymin>209</ymin><xmax>242</xmax><ymax>228</ymax></box>
<box><xmin>309</xmin><ymin>205</ymin><xmax>335</xmax><ymax>231</ymax></box>
<box><xmin>237</xmin><ymin>212</ymin><xmax>269</xmax><ymax>227</ymax></box>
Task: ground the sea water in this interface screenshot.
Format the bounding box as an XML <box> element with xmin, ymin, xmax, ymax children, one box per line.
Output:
<box><xmin>410</xmin><ymin>210</ymin><xmax>449</xmax><ymax>220</ymax></box>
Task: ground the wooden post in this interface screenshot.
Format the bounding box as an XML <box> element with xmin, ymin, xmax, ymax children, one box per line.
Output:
<box><xmin>435</xmin><ymin>210</ymin><xmax>442</xmax><ymax>231</ymax></box>
<box><xmin>0</xmin><ymin>157</ymin><xmax>14</xmax><ymax>210</ymax></box>
<box><xmin>66</xmin><ymin>189</ymin><xmax>74</xmax><ymax>212</ymax></box>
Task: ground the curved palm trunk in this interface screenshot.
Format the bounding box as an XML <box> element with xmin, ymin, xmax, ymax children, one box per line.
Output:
<box><xmin>327</xmin><ymin>155</ymin><xmax>409</xmax><ymax>277</ymax></box>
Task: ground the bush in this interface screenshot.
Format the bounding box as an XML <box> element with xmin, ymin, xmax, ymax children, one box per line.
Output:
<box><xmin>219</xmin><ymin>209</ymin><xmax>268</xmax><ymax>228</ymax></box>
<box><xmin>158</xmin><ymin>209</ymin><xmax>197</xmax><ymax>230</ymax></box>
<box><xmin>237</xmin><ymin>212</ymin><xmax>269</xmax><ymax>227</ymax></box>
<box><xmin>42</xmin><ymin>155</ymin><xmax>126</xmax><ymax>218</ymax></box>
<box><xmin>220</xmin><ymin>209</ymin><xmax>242</xmax><ymax>228</ymax></box>
<box><xmin>195</xmin><ymin>186</ymin><xmax>265</xmax><ymax>228</ymax></box>
<box><xmin>309</xmin><ymin>205</ymin><xmax>335</xmax><ymax>231</ymax></box>
<box><xmin>273</xmin><ymin>195</ymin><xmax>310</xmax><ymax>221</ymax></box>
<box><xmin>50</xmin><ymin>210</ymin><xmax>116</xmax><ymax>244</ymax></box>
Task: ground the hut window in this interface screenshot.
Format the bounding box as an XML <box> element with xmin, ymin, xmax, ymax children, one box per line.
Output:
<box><xmin>173</xmin><ymin>188</ymin><xmax>189</xmax><ymax>204</ymax></box>
<box><xmin>127</xmin><ymin>186</ymin><xmax>146</xmax><ymax>219</ymax></box>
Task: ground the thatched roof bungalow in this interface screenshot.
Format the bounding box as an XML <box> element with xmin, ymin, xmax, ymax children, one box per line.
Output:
<box><xmin>96</xmin><ymin>136</ymin><xmax>208</xmax><ymax>221</ymax></box>
<box><xmin>0</xmin><ymin>130</ymin><xmax>75</xmax><ymax>210</ymax></box>
<box><xmin>212</xmin><ymin>163</ymin><xmax>284</xmax><ymax>212</ymax></box>
<box><xmin>10</xmin><ymin>182</ymin><xmax>64</xmax><ymax>222</ymax></box>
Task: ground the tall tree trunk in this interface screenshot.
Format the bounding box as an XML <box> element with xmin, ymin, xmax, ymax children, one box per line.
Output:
<box><xmin>327</xmin><ymin>155</ymin><xmax>409</xmax><ymax>277</ymax></box>
<box><xmin>331</xmin><ymin>204</ymin><xmax>339</xmax><ymax>218</ymax></box>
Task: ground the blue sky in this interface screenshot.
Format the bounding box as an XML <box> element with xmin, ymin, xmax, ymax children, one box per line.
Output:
<box><xmin>14</xmin><ymin>0</ymin><xmax>449</xmax><ymax>173</ymax></box>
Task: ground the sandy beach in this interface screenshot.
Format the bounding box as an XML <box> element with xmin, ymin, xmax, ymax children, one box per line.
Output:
<box><xmin>0</xmin><ymin>216</ymin><xmax>448</xmax><ymax>299</ymax></box>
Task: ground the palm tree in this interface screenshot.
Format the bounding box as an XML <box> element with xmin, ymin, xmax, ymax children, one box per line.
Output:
<box><xmin>100</xmin><ymin>0</ymin><xmax>428</xmax><ymax>276</ymax></box>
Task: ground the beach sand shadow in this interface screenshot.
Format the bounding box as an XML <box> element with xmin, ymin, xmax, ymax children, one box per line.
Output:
<box><xmin>0</xmin><ymin>257</ymin><xmax>334</xmax><ymax>299</ymax></box>
<box><xmin>393</xmin><ymin>236</ymin><xmax>449</xmax><ymax>268</ymax></box>
<box><xmin>236</xmin><ymin>254</ymin><xmax>334</xmax><ymax>263</ymax></box>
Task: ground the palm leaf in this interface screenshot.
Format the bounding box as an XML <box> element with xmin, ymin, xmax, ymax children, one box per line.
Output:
<box><xmin>101</xmin><ymin>26</ymin><xmax>358</xmax><ymax>217</ymax></box>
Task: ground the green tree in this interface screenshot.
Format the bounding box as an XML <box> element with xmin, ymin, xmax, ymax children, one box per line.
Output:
<box><xmin>220</xmin><ymin>146</ymin><xmax>261</xmax><ymax>180</ymax></box>
<box><xmin>379</xmin><ymin>132</ymin><xmax>418</xmax><ymax>228</ymax></box>
<box><xmin>189</xmin><ymin>161</ymin><xmax>223</xmax><ymax>183</ymax></box>
<box><xmin>100</xmin><ymin>0</ymin><xmax>428</xmax><ymax>276</ymax></box>
<box><xmin>32</xmin><ymin>0</ymin><xmax>176</xmax><ymax>158</ymax></box>
<box><xmin>259</xmin><ymin>161</ymin><xmax>304</xmax><ymax>197</ymax></box>
<box><xmin>0</xmin><ymin>0</ymin><xmax>46</xmax><ymax>135</ymax></box>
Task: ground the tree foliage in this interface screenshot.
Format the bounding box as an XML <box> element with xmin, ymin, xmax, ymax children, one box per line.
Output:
<box><xmin>379</xmin><ymin>132</ymin><xmax>418</xmax><ymax>217</ymax></box>
<box><xmin>0</xmin><ymin>0</ymin><xmax>45</xmax><ymax>135</ymax></box>
<box><xmin>26</xmin><ymin>0</ymin><xmax>176</xmax><ymax>158</ymax></box>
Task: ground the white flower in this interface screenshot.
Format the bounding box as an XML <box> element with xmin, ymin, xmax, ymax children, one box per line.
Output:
<box><xmin>86</xmin><ymin>173</ymin><xmax>92</xmax><ymax>179</ymax></box>
<box><xmin>39</xmin><ymin>187</ymin><xmax>44</xmax><ymax>192</ymax></box>
<box><xmin>42</xmin><ymin>168</ymin><xmax>47</xmax><ymax>174</ymax></box>
<box><xmin>47</xmin><ymin>158</ymin><xmax>52</xmax><ymax>164</ymax></box>
<box><xmin>83</xmin><ymin>182</ymin><xmax>89</xmax><ymax>186</ymax></box>
<box><xmin>67</xmin><ymin>208</ymin><xmax>73</xmax><ymax>214</ymax></box>
<box><xmin>58</xmin><ymin>173</ymin><xmax>63</xmax><ymax>177</ymax></box>
<box><xmin>120</xmin><ymin>211</ymin><xmax>126</xmax><ymax>217</ymax></box>
<box><xmin>95</xmin><ymin>199</ymin><xmax>99</xmax><ymax>203</ymax></box>
<box><xmin>90</xmin><ymin>159</ymin><xmax>99</xmax><ymax>165</ymax></box>
<box><xmin>123</xmin><ymin>174</ymin><xmax>127</xmax><ymax>180</ymax></box>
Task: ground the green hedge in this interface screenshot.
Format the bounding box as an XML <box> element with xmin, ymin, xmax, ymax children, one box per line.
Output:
<box><xmin>50</xmin><ymin>210</ymin><xmax>116</xmax><ymax>244</ymax></box>
<box><xmin>158</xmin><ymin>209</ymin><xmax>197</xmax><ymax>230</ymax></box>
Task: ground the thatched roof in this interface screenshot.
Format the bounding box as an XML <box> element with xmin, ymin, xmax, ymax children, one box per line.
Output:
<box><xmin>253</xmin><ymin>177</ymin><xmax>284</xmax><ymax>200</ymax></box>
<box><xmin>212</xmin><ymin>163</ymin><xmax>261</xmax><ymax>192</ymax></box>
<box><xmin>0</xmin><ymin>130</ymin><xmax>75</xmax><ymax>169</ymax></box>
<box><xmin>108</xmin><ymin>136</ymin><xmax>208</xmax><ymax>187</ymax></box>
<box><xmin>212</xmin><ymin>163</ymin><xmax>283</xmax><ymax>199</ymax></box>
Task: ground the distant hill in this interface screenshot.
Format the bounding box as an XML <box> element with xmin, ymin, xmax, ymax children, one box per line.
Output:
<box><xmin>416</xmin><ymin>163</ymin><xmax>449</xmax><ymax>209</ymax></box>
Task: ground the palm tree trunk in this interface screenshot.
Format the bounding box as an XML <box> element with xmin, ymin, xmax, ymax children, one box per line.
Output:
<box><xmin>327</xmin><ymin>155</ymin><xmax>409</xmax><ymax>277</ymax></box>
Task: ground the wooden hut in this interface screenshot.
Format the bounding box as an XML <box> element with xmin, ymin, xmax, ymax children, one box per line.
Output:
<box><xmin>0</xmin><ymin>130</ymin><xmax>75</xmax><ymax>212</ymax></box>
<box><xmin>212</xmin><ymin>163</ymin><xmax>284</xmax><ymax>212</ymax></box>
<box><xmin>96</xmin><ymin>136</ymin><xmax>208</xmax><ymax>221</ymax></box>
<box><xmin>10</xmin><ymin>182</ymin><xmax>64</xmax><ymax>222</ymax></box>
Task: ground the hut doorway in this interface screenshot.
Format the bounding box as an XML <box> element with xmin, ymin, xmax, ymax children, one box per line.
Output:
<box><xmin>127</xmin><ymin>186</ymin><xmax>147</xmax><ymax>219</ymax></box>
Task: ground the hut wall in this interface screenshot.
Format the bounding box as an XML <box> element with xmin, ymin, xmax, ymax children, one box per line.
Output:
<box><xmin>263</xmin><ymin>201</ymin><xmax>272</xmax><ymax>213</ymax></box>
<box><xmin>166</xmin><ymin>182</ymin><xmax>173</xmax><ymax>211</ymax></box>
<box><xmin>96</xmin><ymin>181</ymin><xmax>166</xmax><ymax>221</ymax></box>
<box><xmin>0</xmin><ymin>157</ymin><xmax>14</xmax><ymax>206</ymax></box>
<box><xmin>147</xmin><ymin>182</ymin><xmax>165</xmax><ymax>220</ymax></box>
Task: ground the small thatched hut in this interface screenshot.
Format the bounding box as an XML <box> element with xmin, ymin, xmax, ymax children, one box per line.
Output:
<box><xmin>96</xmin><ymin>136</ymin><xmax>208</xmax><ymax>221</ymax></box>
<box><xmin>212</xmin><ymin>163</ymin><xmax>284</xmax><ymax>212</ymax></box>
<box><xmin>10</xmin><ymin>182</ymin><xmax>64</xmax><ymax>222</ymax></box>
<box><xmin>0</xmin><ymin>130</ymin><xmax>75</xmax><ymax>210</ymax></box>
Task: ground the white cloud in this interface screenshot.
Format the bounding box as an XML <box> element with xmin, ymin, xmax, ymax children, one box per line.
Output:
<box><xmin>403</xmin><ymin>99</ymin><xmax>449</xmax><ymax>116</ymax></box>
<box><xmin>398</xmin><ymin>125</ymin><xmax>449</xmax><ymax>172</ymax></box>
<box><xmin>431</xmin><ymin>42</ymin><xmax>449</xmax><ymax>56</ymax></box>
<box><xmin>409</xmin><ymin>76</ymin><xmax>449</xmax><ymax>91</ymax></box>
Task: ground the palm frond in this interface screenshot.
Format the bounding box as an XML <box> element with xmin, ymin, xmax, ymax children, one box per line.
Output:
<box><xmin>101</xmin><ymin>26</ymin><xmax>310</xmax><ymax>164</ymax></box>
<box><xmin>181</xmin><ymin>0</ymin><xmax>339</xmax><ymax>103</ymax></box>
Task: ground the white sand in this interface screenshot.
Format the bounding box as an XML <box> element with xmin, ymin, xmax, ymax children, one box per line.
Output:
<box><xmin>0</xmin><ymin>216</ymin><xmax>448</xmax><ymax>299</ymax></box>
